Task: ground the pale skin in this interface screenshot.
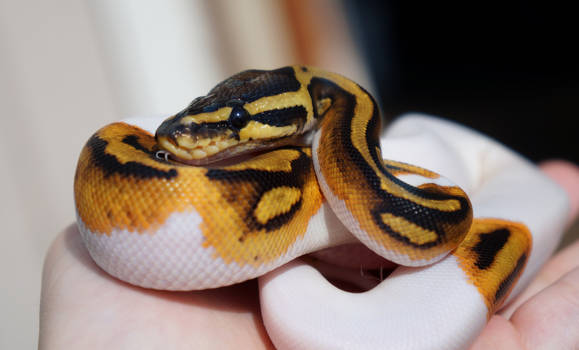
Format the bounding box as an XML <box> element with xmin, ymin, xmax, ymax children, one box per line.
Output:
<box><xmin>39</xmin><ymin>160</ymin><xmax>579</xmax><ymax>349</ymax></box>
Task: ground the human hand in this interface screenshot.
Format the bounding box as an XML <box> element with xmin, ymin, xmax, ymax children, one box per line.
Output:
<box><xmin>39</xmin><ymin>223</ymin><xmax>274</xmax><ymax>349</ymax></box>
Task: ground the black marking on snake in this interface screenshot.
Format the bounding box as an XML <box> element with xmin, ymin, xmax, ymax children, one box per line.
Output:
<box><xmin>362</xmin><ymin>85</ymin><xmax>471</xmax><ymax>246</ymax></box>
<box><xmin>206</xmin><ymin>147</ymin><xmax>310</xmax><ymax>232</ymax></box>
<box><xmin>308</xmin><ymin>77</ymin><xmax>471</xmax><ymax>248</ymax></box>
<box><xmin>170</xmin><ymin>121</ymin><xmax>231</xmax><ymax>133</ymax></box>
<box><xmin>122</xmin><ymin>135</ymin><xmax>150</xmax><ymax>153</ymax></box>
<box><xmin>307</xmin><ymin>77</ymin><xmax>337</xmax><ymax>120</ymax></box>
<box><xmin>384</xmin><ymin>162</ymin><xmax>415</xmax><ymax>173</ymax></box>
<box><xmin>252</xmin><ymin>106</ymin><xmax>307</xmax><ymax>128</ymax></box>
<box><xmin>493</xmin><ymin>253</ymin><xmax>527</xmax><ymax>306</ymax></box>
<box><xmin>252</xmin><ymin>186</ymin><xmax>303</xmax><ymax>232</ymax></box>
<box><xmin>370</xmin><ymin>182</ymin><xmax>471</xmax><ymax>248</ymax></box>
<box><xmin>122</xmin><ymin>134</ymin><xmax>177</xmax><ymax>166</ymax></box>
<box><xmin>160</xmin><ymin>121</ymin><xmax>240</xmax><ymax>144</ymax></box>
<box><xmin>472</xmin><ymin>229</ymin><xmax>510</xmax><ymax>270</ymax></box>
<box><xmin>88</xmin><ymin>134</ymin><xmax>177</xmax><ymax>180</ymax></box>
<box><xmin>207</xmin><ymin>66</ymin><xmax>301</xmax><ymax>104</ymax></box>
<box><xmin>365</xmin><ymin>102</ymin><xmax>471</xmax><ymax>246</ymax></box>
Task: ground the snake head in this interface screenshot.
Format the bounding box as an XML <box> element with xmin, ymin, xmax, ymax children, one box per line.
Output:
<box><xmin>156</xmin><ymin>67</ymin><xmax>311</xmax><ymax>165</ymax></box>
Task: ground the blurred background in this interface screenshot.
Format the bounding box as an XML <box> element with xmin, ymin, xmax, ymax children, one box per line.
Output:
<box><xmin>0</xmin><ymin>0</ymin><xmax>576</xmax><ymax>348</ymax></box>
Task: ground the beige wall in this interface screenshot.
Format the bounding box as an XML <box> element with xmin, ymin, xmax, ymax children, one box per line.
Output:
<box><xmin>0</xmin><ymin>1</ymin><xmax>115</xmax><ymax>348</ymax></box>
<box><xmin>0</xmin><ymin>1</ymin><xmax>366</xmax><ymax>348</ymax></box>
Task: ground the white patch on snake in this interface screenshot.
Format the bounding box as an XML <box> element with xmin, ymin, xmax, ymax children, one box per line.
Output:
<box><xmin>79</xmin><ymin>211</ymin><xmax>227</xmax><ymax>289</ymax></box>
<box><xmin>77</xmin><ymin>205</ymin><xmax>355</xmax><ymax>290</ymax></box>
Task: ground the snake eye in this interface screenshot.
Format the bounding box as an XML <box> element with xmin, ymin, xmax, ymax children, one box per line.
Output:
<box><xmin>229</xmin><ymin>105</ymin><xmax>250</xmax><ymax>129</ymax></box>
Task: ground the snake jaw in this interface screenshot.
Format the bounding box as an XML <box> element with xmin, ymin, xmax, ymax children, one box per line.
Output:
<box><xmin>156</xmin><ymin>135</ymin><xmax>194</xmax><ymax>161</ymax></box>
<box><xmin>157</xmin><ymin>133</ymin><xmax>239</xmax><ymax>163</ymax></box>
<box><xmin>155</xmin><ymin>109</ymin><xmax>240</xmax><ymax>162</ymax></box>
<box><xmin>158</xmin><ymin>132</ymin><xmax>305</xmax><ymax>166</ymax></box>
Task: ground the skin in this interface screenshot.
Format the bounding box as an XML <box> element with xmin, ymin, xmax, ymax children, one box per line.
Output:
<box><xmin>39</xmin><ymin>160</ymin><xmax>579</xmax><ymax>349</ymax></box>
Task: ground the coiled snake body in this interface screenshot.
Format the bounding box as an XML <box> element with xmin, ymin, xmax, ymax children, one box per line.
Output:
<box><xmin>75</xmin><ymin>66</ymin><xmax>563</xmax><ymax>349</ymax></box>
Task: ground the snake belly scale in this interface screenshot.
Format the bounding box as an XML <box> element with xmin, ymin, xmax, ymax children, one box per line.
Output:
<box><xmin>75</xmin><ymin>66</ymin><xmax>532</xmax><ymax>347</ymax></box>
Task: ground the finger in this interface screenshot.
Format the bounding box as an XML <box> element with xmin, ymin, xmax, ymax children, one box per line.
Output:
<box><xmin>469</xmin><ymin>315</ymin><xmax>525</xmax><ymax>350</ymax></box>
<box><xmin>473</xmin><ymin>266</ymin><xmax>579</xmax><ymax>349</ymax></box>
<box><xmin>499</xmin><ymin>237</ymin><xmax>579</xmax><ymax>318</ymax></box>
<box><xmin>499</xmin><ymin>161</ymin><xmax>579</xmax><ymax>317</ymax></box>
<box><xmin>472</xmin><ymin>161</ymin><xmax>579</xmax><ymax>349</ymax></box>
<box><xmin>471</xmin><ymin>240</ymin><xmax>579</xmax><ymax>349</ymax></box>
<box><xmin>539</xmin><ymin>159</ymin><xmax>579</xmax><ymax>222</ymax></box>
<box><xmin>510</xmin><ymin>266</ymin><xmax>579</xmax><ymax>349</ymax></box>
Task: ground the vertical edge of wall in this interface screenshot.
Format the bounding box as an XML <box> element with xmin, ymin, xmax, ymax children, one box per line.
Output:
<box><xmin>282</xmin><ymin>0</ymin><xmax>374</xmax><ymax>93</ymax></box>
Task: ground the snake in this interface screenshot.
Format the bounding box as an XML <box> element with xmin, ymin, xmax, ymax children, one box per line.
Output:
<box><xmin>74</xmin><ymin>66</ymin><xmax>559</xmax><ymax>349</ymax></box>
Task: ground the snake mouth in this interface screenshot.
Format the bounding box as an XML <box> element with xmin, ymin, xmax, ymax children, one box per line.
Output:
<box><xmin>157</xmin><ymin>134</ymin><xmax>239</xmax><ymax>164</ymax></box>
<box><xmin>157</xmin><ymin>134</ymin><xmax>307</xmax><ymax>166</ymax></box>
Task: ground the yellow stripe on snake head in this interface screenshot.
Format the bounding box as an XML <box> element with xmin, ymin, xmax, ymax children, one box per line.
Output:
<box><xmin>179</xmin><ymin>107</ymin><xmax>231</xmax><ymax>124</ymax></box>
<box><xmin>238</xmin><ymin>121</ymin><xmax>298</xmax><ymax>140</ymax></box>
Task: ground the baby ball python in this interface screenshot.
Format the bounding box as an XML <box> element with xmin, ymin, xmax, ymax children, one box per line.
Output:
<box><xmin>75</xmin><ymin>66</ymin><xmax>561</xmax><ymax>349</ymax></box>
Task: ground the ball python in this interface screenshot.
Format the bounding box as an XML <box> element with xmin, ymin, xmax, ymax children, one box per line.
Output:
<box><xmin>74</xmin><ymin>66</ymin><xmax>568</xmax><ymax>349</ymax></box>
